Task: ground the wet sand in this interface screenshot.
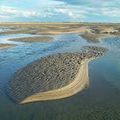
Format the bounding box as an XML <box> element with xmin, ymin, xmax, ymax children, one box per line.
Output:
<box><xmin>9</xmin><ymin>36</ymin><xmax>53</xmax><ymax>42</ymax></box>
<box><xmin>0</xmin><ymin>44</ymin><xmax>15</xmax><ymax>49</ymax></box>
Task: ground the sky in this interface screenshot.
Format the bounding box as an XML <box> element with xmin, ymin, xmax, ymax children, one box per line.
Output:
<box><xmin>0</xmin><ymin>0</ymin><xmax>120</xmax><ymax>22</ymax></box>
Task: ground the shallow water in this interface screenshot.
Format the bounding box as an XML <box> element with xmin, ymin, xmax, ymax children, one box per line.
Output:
<box><xmin>0</xmin><ymin>32</ymin><xmax>120</xmax><ymax>120</ymax></box>
<box><xmin>0</xmin><ymin>27</ymin><xmax>12</xmax><ymax>32</ymax></box>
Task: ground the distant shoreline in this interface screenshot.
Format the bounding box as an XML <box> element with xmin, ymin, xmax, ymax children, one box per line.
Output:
<box><xmin>0</xmin><ymin>23</ymin><xmax>119</xmax><ymax>38</ymax></box>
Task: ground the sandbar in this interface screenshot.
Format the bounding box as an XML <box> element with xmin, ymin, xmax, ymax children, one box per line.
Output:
<box><xmin>9</xmin><ymin>36</ymin><xmax>53</xmax><ymax>42</ymax></box>
<box><xmin>0</xmin><ymin>44</ymin><xmax>15</xmax><ymax>49</ymax></box>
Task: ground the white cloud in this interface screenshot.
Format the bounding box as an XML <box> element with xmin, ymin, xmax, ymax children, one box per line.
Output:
<box><xmin>0</xmin><ymin>0</ymin><xmax>120</xmax><ymax>22</ymax></box>
<box><xmin>0</xmin><ymin>5</ymin><xmax>39</xmax><ymax>18</ymax></box>
<box><xmin>0</xmin><ymin>6</ymin><xmax>17</xmax><ymax>15</ymax></box>
<box><xmin>101</xmin><ymin>8</ymin><xmax>120</xmax><ymax>17</ymax></box>
<box><xmin>0</xmin><ymin>15</ymin><xmax>9</xmax><ymax>19</ymax></box>
<box><xmin>0</xmin><ymin>5</ymin><xmax>87</xmax><ymax>21</ymax></box>
<box><xmin>55</xmin><ymin>7</ymin><xmax>87</xmax><ymax>19</ymax></box>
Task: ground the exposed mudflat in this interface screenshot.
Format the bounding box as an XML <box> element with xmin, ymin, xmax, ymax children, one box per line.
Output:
<box><xmin>9</xmin><ymin>36</ymin><xmax>53</xmax><ymax>42</ymax></box>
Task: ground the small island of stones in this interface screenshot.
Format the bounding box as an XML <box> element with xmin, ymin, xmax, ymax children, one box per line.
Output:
<box><xmin>7</xmin><ymin>46</ymin><xmax>107</xmax><ymax>104</ymax></box>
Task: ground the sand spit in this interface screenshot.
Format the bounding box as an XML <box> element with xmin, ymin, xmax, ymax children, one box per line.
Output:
<box><xmin>9</xmin><ymin>36</ymin><xmax>53</xmax><ymax>42</ymax></box>
<box><xmin>0</xmin><ymin>44</ymin><xmax>15</xmax><ymax>50</ymax></box>
<box><xmin>7</xmin><ymin>46</ymin><xmax>107</xmax><ymax>104</ymax></box>
<box><xmin>21</xmin><ymin>59</ymin><xmax>89</xmax><ymax>104</ymax></box>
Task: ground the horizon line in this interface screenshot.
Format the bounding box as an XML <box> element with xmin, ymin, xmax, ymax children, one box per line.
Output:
<box><xmin>0</xmin><ymin>22</ymin><xmax>120</xmax><ymax>24</ymax></box>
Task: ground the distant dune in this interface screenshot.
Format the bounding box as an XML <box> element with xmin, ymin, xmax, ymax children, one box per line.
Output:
<box><xmin>0</xmin><ymin>23</ymin><xmax>119</xmax><ymax>39</ymax></box>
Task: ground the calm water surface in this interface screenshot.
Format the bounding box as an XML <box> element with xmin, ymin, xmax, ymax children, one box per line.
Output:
<box><xmin>0</xmin><ymin>33</ymin><xmax>120</xmax><ymax>120</ymax></box>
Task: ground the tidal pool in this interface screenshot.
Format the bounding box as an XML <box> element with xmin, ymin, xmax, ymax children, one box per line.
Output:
<box><xmin>0</xmin><ymin>33</ymin><xmax>120</xmax><ymax>120</ymax></box>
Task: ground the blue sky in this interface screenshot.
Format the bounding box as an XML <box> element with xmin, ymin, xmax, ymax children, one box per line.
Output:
<box><xmin>0</xmin><ymin>0</ymin><xmax>120</xmax><ymax>22</ymax></box>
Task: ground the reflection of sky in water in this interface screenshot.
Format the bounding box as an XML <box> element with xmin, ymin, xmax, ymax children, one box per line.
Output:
<box><xmin>0</xmin><ymin>27</ymin><xmax>26</xmax><ymax>32</ymax></box>
<box><xmin>92</xmin><ymin>36</ymin><xmax>120</xmax><ymax>89</ymax></box>
<box><xmin>100</xmin><ymin>37</ymin><xmax>120</xmax><ymax>50</ymax></box>
<box><xmin>0</xmin><ymin>34</ymin><xmax>39</xmax><ymax>44</ymax></box>
<box><xmin>0</xmin><ymin>27</ymin><xmax>11</xmax><ymax>32</ymax></box>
